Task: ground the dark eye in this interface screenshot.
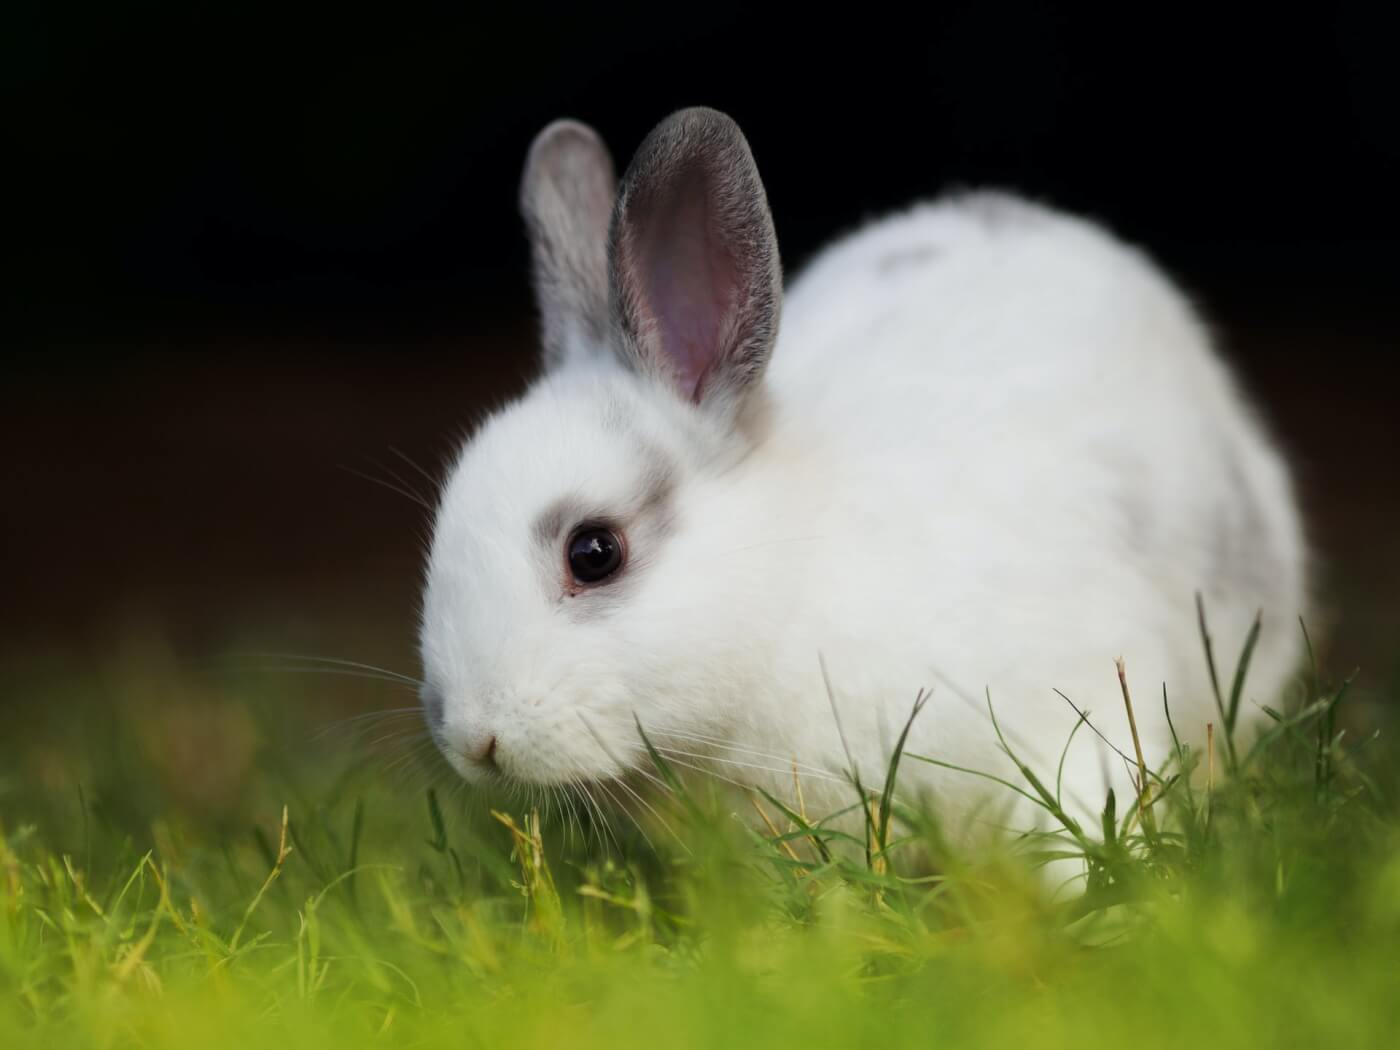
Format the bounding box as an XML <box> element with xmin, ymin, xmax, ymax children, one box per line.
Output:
<box><xmin>567</xmin><ymin>526</ymin><xmax>624</xmax><ymax>585</ymax></box>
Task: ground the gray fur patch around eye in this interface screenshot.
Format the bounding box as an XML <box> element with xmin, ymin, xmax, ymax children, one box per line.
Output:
<box><xmin>531</xmin><ymin>448</ymin><xmax>677</xmax><ymax>552</ymax></box>
<box><xmin>532</xmin><ymin>503</ymin><xmax>570</xmax><ymax>550</ymax></box>
<box><xmin>531</xmin><ymin>446</ymin><xmax>679</xmax><ymax>620</ymax></box>
<box><xmin>634</xmin><ymin>442</ymin><xmax>679</xmax><ymax>519</ymax></box>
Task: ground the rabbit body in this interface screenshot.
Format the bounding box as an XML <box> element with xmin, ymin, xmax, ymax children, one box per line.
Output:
<box><xmin>721</xmin><ymin>193</ymin><xmax>1306</xmax><ymax>825</ymax></box>
<box><xmin>419</xmin><ymin>109</ymin><xmax>1308</xmax><ymax>843</ymax></box>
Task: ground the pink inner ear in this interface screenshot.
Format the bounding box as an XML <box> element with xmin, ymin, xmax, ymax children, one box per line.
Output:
<box><xmin>635</xmin><ymin>171</ymin><xmax>739</xmax><ymax>402</ymax></box>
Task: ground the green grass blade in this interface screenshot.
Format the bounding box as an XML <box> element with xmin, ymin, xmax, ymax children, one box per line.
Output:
<box><xmin>1225</xmin><ymin>610</ymin><xmax>1263</xmax><ymax>734</ymax></box>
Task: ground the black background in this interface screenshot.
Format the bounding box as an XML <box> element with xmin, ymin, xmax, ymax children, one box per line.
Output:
<box><xmin>5</xmin><ymin>3</ymin><xmax>1398</xmax><ymax>685</ymax></box>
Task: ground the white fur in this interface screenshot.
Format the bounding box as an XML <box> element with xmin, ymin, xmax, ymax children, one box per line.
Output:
<box><xmin>420</xmin><ymin>182</ymin><xmax>1308</xmax><ymax>848</ymax></box>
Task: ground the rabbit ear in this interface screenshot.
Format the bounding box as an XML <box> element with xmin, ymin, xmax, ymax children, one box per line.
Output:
<box><xmin>520</xmin><ymin>119</ymin><xmax>617</xmax><ymax>370</ymax></box>
<box><xmin>609</xmin><ymin>107</ymin><xmax>781</xmax><ymax>416</ymax></box>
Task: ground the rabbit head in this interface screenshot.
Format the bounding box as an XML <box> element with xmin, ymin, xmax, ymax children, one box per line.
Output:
<box><xmin>420</xmin><ymin>108</ymin><xmax>784</xmax><ymax>786</ymax></box>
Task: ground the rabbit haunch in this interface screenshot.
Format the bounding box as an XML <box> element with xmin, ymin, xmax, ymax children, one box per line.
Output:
<box><xmin>418</xmin><ymin>108</ymin><xmax>1308</xmax><ymax>841</ymax></box>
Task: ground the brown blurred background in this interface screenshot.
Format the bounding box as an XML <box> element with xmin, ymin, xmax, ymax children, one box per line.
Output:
<box><xmin>4</xmin><ymin>4</ymin><xmax>1398</xmax><ymax>705</ymax></box>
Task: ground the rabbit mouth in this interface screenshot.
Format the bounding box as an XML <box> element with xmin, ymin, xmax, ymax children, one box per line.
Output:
<box><xmin>431</xmin><ymin>715</ymin><xmax>643</xmax><ymax>790</ymax></box>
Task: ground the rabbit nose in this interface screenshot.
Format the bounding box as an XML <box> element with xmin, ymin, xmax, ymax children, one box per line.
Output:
<box><xmin>467</xmin><ymin>734</ymin><xmax>499</xmax><ymax>770</ymax></box>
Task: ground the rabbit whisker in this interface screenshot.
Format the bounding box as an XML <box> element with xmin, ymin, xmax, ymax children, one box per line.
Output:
<box><xmin>643</xmin><ymin>752</ymin><xmax>760</xmax><ymax>796</ymax></box>
<box><xmin>596</xmin><ymin>779</ymin><xmax>655</xmax><ymax>854</ymax></box>
<box><xmin>387</xmin><ymin>445</ymin><xmax>443</xmax><ymax>493</ymax></box>
<box><xmin>257</xmin><ymin>653</ymin><xmax>424</xmax><ymax>688</ymax></box>
<box><xmin>610</xmin><ymin>774</ymin><xmax>686</xmax><ymax>853</ymax></box>
<box><xmin>368</xmin><ymin>454</ymin><xmax>434</xmax><ymax>509</ymax></box>
<box><xmin>341</xmin><ymin>463</ymin><xmax>434</xmax><ymax>512</ymax></box>
<box><xmin>621</xmin><ymin>724</ymin><xmax>835</xmax><ymax>779</ymax></box>
<box><xmin>594</xmin><ymin>715</ymin><xmax>834</xmax><ymax>779</ymax></box>
<box><xmin>310</xmin><ymin>708</ymin><xmax>426</xmax><ymax>743</ymax></box>
<box><xmin>649</xmin><ymin>745</ymin><xmax>846</xmax><ymax>787</ymax></box>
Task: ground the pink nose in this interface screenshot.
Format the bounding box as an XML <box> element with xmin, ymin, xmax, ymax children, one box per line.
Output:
<box><xmin>470</xmin><ymin>735</ymin><xmax>498</xmax><ymax>769</ymax></box>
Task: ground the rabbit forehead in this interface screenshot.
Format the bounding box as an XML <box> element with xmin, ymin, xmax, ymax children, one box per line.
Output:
<box><xmin>436</xmin><ymin>371</ymin><xmax>686</xmax><ymax>541</ymax></box>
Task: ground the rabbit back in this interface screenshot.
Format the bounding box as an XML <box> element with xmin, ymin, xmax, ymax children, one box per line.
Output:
<box><xmin>737</xmin><ymin>191</ymin><xmax>1307</xmax><ymax>809</ymax></box>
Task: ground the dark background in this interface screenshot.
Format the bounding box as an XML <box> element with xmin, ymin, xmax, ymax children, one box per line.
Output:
<box><xmin>4</xmin><ymin>4</ymin><xmax>1397</xmax><ymax>696</ymax></box>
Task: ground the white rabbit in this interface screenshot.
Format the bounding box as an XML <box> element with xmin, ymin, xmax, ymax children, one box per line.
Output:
<box><xmin>418</xmin><ymin>107</ymin><xmax>1309</xmax><ymax>854</ymax></box>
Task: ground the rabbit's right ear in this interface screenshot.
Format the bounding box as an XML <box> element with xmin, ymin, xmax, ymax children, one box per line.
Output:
<box><xmin>607</xmin><ymin>108</ymin><xmax>781</xmax><ymax>421</ymax></box>
<box><xmin>520</xmin><ymin>120</ymin><xmax>617</xmax><ymax>370</ymax></box>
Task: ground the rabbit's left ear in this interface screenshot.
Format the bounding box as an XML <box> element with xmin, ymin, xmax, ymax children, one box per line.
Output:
<box><xmin>520</xmin><ymin>120</ymin><xmax>617</xmax><ymax>370</ymax></box>
<box><xmin>609</xmin><ymin>108</ymin><xmax>782</xmax><ymax>417</ymax></box>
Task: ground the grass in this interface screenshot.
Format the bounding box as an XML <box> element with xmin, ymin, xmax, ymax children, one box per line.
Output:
<box><xmin>1</xmin><ymin>623</ymin><xmax>1397</xmax><ymax>1048</ymax></box>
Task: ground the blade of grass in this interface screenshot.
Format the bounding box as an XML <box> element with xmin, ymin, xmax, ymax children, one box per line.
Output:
<box><xmin>757</xmin><ymin>788</ymin><xmax>834</xmax><ymax>864</ymax></box>
<box><xmin>1056</xmin><ymin>710</ymin><xmax>1091</xmax><ymax>808</ymax></box>
<box><xmin>1225</xmin><ymin>611</ymin><xmax>1263</xmax><ymax>735</ymax></box>
<box><xmin>1115</xmin><ymin>658</ymin><xmax>1158</xmax><ymax>842</ymax></box>
<box><xmin>230</xmin><ymin>806</ymin><xmax>292</xmax><ymax>953</ymax></box>
<box><xmin>984</xmin><ymin>689</ymin><xmax>1092</xmax><ymax>848</ymax></box>
<box><xmin>819</xmin><ymin>654</ymin><xmax>877</xmax><ymax>870</ymax></box>
<box><xmin>876</xmin><ymin>689</ymin><xmax>931</xmax><ymax>856</ymax></box>
<box><xmin>1197</xmin><ymin>592</ymin><xmax>1239</xmax><ymax>771</ymax></box>
<box><xmin>633</xmin><ymin>717</ymin><xmax>706</xmax><ymax>824</ymax></box>
<box><xmin>1161</xmin><ymin>684</ymin><xmax>1197</xmax><ymax>816</ymax></box>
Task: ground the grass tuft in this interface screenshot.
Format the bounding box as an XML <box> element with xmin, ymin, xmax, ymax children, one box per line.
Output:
<box><xmin>0</xmin><ymin>622</ymin><xmax>1396</xmax><ymax>1048</ymax></box>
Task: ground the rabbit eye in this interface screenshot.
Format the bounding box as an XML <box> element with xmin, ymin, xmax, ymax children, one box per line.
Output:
<box><xmin>567</xmin><ymin>526</ymin><xmax>624</xmax><ymax>584</ymax></box>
